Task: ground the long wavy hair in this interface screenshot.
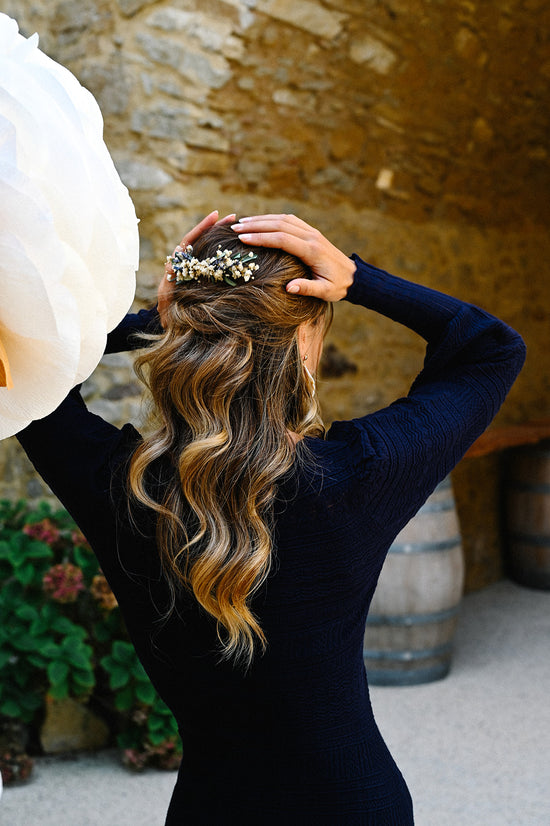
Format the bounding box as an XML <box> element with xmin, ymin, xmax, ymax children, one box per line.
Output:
<box><xmin>128</xmin><ymin>224</ymin><xmax>332</xmax><ymax>666</ymax></box>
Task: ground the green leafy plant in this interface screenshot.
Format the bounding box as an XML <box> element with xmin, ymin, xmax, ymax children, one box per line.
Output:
<box><xmin>0</xmin><ymin>499</ymin><xmax>181</xmax><ymax>782</ymax></box>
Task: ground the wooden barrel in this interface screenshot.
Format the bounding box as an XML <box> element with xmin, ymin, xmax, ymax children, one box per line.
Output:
<box><xmin>363</xmin><ymin>477</ymin><xmax>464</xmax><ymax>685</ymax></box>
<box><xmin>505</xmin><ymin>443</ymin><xmax>550</xmax><ymax>590</ymax></box>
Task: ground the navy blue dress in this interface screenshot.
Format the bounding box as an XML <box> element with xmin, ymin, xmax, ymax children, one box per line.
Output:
<box><xmin>17</xmin><ymin>258</ymin><xmax>525</xmax><ymax>825</ymax></box>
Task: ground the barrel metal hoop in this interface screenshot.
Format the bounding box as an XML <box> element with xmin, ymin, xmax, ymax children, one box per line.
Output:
<box><xmin>507</xmin><ymin>480</ymin><xmax>550</xmax><ymax>494</ymax></box>
<box><xmin>509</xmin><ymin>532</ymin><xmax>550</xmax><ymax>547</ymax></box>
<box><xmin>366</xmin><ymin>604</ymin><xmax>460</xmax><ymax>627</ymax></box>
<box><xmin>389</xmin><ymin>537</ymin><xmax>462</xmax><ymax>554</ymax></box>
<box><xmin>511</xmin><ymin>447</ymin><xmax>550</xmax><ymax>459</ymax></box>
<box><xmin>366</xmin><ymin>663</ymin><xmax>451</xmax><ymax>686</ymax></box>
<box><xmin>363</xmin><ymin>641</ymin><xmax>453</xmax><ymax>662</ymax></box>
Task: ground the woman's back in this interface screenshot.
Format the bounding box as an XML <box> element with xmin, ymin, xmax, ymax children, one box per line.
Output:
<box><xmin>17</xmin><ymin>216</ymin><xmax>525</xmax><ymax>824</ymax></box>
<box><xmin>110</xmin><ymin>430</ymin><xmax>414</xmax><ymax>824</ymax></box>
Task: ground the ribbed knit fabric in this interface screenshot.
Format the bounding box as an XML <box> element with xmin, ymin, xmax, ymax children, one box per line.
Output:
<box><xmin>17</xmin><ymin>257</ymin><xmax>525</xmax><ymax>825</ymax></box>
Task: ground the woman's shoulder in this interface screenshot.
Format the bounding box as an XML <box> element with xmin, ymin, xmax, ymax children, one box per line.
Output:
<box><xmin>292</xmin><ymin>419</ymin><xmax>382</xmax><ymax>493</ymax></box>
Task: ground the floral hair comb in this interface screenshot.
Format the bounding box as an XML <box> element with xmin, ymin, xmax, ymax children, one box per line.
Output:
<box><xmin>166</xmin><ymin>245</ymin><xmax>259</xmax><ymax>286</ymax></box>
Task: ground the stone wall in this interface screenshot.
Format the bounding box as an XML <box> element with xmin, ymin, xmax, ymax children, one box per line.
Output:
<box><xmin>3</xmin><ymin>0</ymin><xmax>549</xmax><ymax>589</ymax></box>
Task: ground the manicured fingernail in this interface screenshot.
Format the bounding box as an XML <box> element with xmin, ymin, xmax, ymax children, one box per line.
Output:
<box><xmin>287</xmin><ymin>284</ymin><xmax>300</xmax><ymax>294</ymax></box>
<box><xmin>237</xmin><ymin>233</ymin><xmax>252</xmax><ymax>241</ymax></box>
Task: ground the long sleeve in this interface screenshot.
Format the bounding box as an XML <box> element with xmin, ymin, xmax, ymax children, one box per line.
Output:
<box><xmin>16</xmin><ymin>388</ymin><xmax>139</xmax><ymax>552</ymax></box>
<box><xmin>16</xmin><ymin>306</ymin><xmax>163</xmax><ymax>589</ymax></box>
<box><xmin>16</xmin><ymin>308</ymin><xmax>161</xmax><ymax>548</ymax></box>
<box><xmin>327</xmin><ymin>255</ymin><xmax>526</xmax><ymax>529</ymax></box>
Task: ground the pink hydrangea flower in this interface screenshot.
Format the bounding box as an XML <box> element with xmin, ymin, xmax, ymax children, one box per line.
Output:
<box><xmin>71</xmin><ymin>529</ymin><xmax>91</xmax><ymax>550</ymax></box>
<box><xmin>122</xmin><ymin>748</ymin><xmax>148</xmax><ymax>772</ymax></box>
<box><xmin>42</xmin><ymin>563</ymin><xmax>84</xmax><ymax>603</ymax></box>
<box><xmin>23</xmin><ymin>518</ymin><xmax>60</xmax><ymax>547</ymax></box>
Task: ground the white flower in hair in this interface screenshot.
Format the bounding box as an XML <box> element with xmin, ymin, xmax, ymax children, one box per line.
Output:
<box><xmin>167</xmin><ymin>245</ymin><xmax>259</xmax><ymax>286</ymax></box>
<box><xmin>0</xmin><ymin>13</ymin><xmax>138</xmax><ymax>439</ymax></box>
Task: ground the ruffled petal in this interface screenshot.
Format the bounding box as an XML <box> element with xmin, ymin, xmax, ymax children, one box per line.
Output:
<box><xmin>0</xmin><ymin>13</ymin><xmax>139</xmax><ymax>439</ymax></box>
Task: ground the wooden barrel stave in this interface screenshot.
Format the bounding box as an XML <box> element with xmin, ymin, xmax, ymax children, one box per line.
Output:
<box><xmin>364</xmin><ymin>477</ymin><xmax>464</xmax><ymax>685</ymax></box>
<box><xmin>505</xmin><ymin>444</ymin><xmax>550</xmax><ymax>590</ymax></box>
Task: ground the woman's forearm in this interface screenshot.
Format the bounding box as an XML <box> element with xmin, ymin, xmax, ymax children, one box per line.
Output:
<box><xmin>346</xmin><ymin>255</ymin><xmax>526</xmax><ymax>398</ymax></box>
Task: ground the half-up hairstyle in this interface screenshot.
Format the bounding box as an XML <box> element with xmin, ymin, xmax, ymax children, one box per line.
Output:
<box><xmin>129</xmin><ymin>223</ymin><xmax>331</xmax><ymax>667</ymax></box>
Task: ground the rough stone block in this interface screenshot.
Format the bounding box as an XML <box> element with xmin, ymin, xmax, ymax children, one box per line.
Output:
<box><xmin>350</xmin><ymin>34</ymin><xmax>397</xmax><ymax>73</ymax></box>
<box><xmin>329</xmin><ymin>124</ymin><xmax>365</xmax><ymax>160</ymax></box>
<box><xmin>217</xmin><ymin>0</ymin><xmax>256</xmax><ymax>29</ymax></box>
<box><xmin>103</xmin><ymin>381</ymin><xmax>142</xmax><ymax>401</ymax></box>
<box><xmin>185</xmin><ymin>150</ymin><xmax>231</xmax><ymax>175</ymax></box>
<box><xmin>256</xmin><ymin>0</ymin><xmax>345</xmax><ymax>39</ymax></box>
<box><xmin>79</xmin><ymin>60</ymin><xmax>132</xmax><ymax>116</ymax></box>
<box><xmin>472</xmin><ymin>117</ymin><xmax>494</xmax><ymax>144</ymax></box>
<box><xmin>117</xmin><ymin>0</ymin><xmax>153</xmax><ymax>16</ymax></box>
<box><xmin>115</xmin><ymin>159</ymin><xmax>173</xmax><ymax>190</ymax></box>
<box><xmin>454</xmin><ymin>27</ymin><xmax>482</xmax><ymax>62</ymax></box>
<box><xmin>185</xmin><ymin>126</ymin><xmax>230</xmax><ymax>152</ymax></box>
<box><xmin>87</xmin><ymin>398</ymin><xmax>125</xmax><ymax>425</ymax></box>
<box><xmin>146</xmin><ymin>8</ymin><xmax>235</xmax><ymax>53</ymax></box>
<box><xmin>136</xmin><ymin>33</ymin><xmax>231</xmax><ymax>88</ymax></box>
<box><xmin>27</xmin><ymin>478</ymin><xmax>47</xmax><ymax>499</ymax></box>
<box><xmin>272</xmin><ymin>88</ymin><xmax>314</xmax><ymax>110</ymax></box>
<box><xmin>40</xmin><ymin>697</ymin><xmax>110</xmax><ymax>754</ymax></box>
<box><xmin>131</xmin><ymin>106</ymin><xmax>192</xmax><ymax>140</ymax></box>
<box><xmin>56</xmin><ymin>0</ymin><xmax>113</xmax><ymax>42</ymax></box>
<box><xmin>101</xmin><ymin>352</ymin><xmax>134</xmax><ymax>369</ymax></box>
<box><xmin>221</xmin><ymin>34</ymin><xmax>245</xmax><ymax>60</ymax></box>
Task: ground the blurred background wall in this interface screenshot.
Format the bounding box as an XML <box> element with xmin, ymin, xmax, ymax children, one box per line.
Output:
<box><xmin>2</xmin><ymin>0</ymin><xmax>549</xmax><ymax>590</ymax></box>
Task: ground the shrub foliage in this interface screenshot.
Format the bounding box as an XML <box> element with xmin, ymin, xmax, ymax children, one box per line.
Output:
<box><xmin>0</xmin><ymin>499</ymin><xmax>181</xmax><ymax>778</ymax></box>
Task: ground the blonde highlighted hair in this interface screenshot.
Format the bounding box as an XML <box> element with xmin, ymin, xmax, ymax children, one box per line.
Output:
<box><xmin>129</xmin><ymin>224</ymin><xmax>331</xmax><ymax>666</ymax></box>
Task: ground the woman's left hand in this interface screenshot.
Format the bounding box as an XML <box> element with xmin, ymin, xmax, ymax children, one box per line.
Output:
<box><xmin>231</xmin><ymin>213</ymin><xmax>356</xmax><ymax>302</ymax></box>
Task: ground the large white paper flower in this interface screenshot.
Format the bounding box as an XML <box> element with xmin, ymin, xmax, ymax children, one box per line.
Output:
<box><xmin>0</xmin><ymin>14</ymin><xmax>138</xmax><ymax>439</ymax></box>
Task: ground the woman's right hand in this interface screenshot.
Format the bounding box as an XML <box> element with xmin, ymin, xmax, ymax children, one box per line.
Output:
<box><xmin>231</xmin><ymin>214</ymin><xmax>357</xmax><ymax>302</ymax></box>
<box><xmin>178</xmin><ymin>210</ymin><xmax>236</xmax><ymax>251</ymax></box>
